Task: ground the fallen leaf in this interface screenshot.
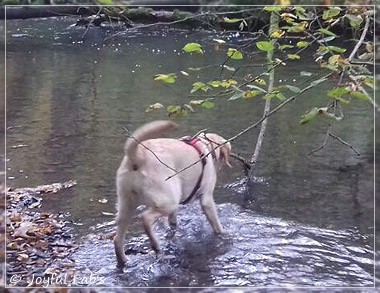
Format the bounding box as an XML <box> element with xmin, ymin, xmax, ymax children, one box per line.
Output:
<box><xmin>13</xmin><ymin>222</ymin><xmax>37</xmax><ymax>238</ymax></box>
<box><xmin>17</xmin><ymin>253</ymin><xmax>29</xmax><ymax>261</ymax></box>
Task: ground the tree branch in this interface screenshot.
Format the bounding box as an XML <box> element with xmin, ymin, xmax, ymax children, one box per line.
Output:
<box><xmin>347</xmin><ymin>15</ymin><xmax>370</xmax><ymax>62</ymax></box>
<box><xmin>308</xmin><ymin>123</ymin><xmax>332</xmax><ymax>155</ymax></box>
<box><xmin>329</xmin><ymin>132</ymin><xmax>361</xmax><ymax>156</ymax></box>
<box><xmin>166</xmin><ymin>72</ymin><xmax>333</xmax><ymax>180</ymax></box>
<box><xmin>230</xmin><ymin>152</ymin><xmax>251</xmax><ymax>169</ymax></box>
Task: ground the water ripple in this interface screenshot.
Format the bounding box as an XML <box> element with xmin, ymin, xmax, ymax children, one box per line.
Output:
<box><xmin>72</xmin><ymin>202</ymin><xmax>373</xmax><ymax>287</ymax></box>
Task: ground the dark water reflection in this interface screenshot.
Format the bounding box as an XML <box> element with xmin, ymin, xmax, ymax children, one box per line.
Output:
<box><xmin>4</xmin><ymin>17</ymin><xmax>374</xmax><ymax>287</ymax></box>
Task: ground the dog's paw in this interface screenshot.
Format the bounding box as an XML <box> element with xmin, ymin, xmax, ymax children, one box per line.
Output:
<box><xmin>217</xmin><ymin>229</ymin><xmax>233</xmax><ymax>240</ymax></box>
<box><xmin>116</xmin><ymin>258</ymin><xmax>126</xmax><ymax>269</ymax></box>
<box><xmin>215</xmin><ymin>229</ymin><xmax>233</xmax><ymax>238</ymax></box>
<box><xmin>165</xmin><ymin>228</ymin><xmax>176</xmax><ymax>239</ymax></box>
<box><xmin>152</xmin><ymin>243</ymin><xmax>161</xmax><ymax>254</ymax></box>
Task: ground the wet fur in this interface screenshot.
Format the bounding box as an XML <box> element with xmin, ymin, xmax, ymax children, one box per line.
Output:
<box><xmin>114</xmin><ymin>120</ymin><xmax>232</xmax><ymax>267</ymax></box>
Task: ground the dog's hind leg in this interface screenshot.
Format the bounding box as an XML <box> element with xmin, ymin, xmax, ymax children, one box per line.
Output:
<box><xmin>114</xmin><ymin>201</ymin><xmax>135</xmax><ymax>268</ymax></box>
<box><xmin>141</xmin><ymin>208</ymin><xmax>162</xmax><ymax>253</ymax></box>
<box><xmin>168</xmin><ymin>211</ymin><xmax>177</xmax><ymax>229</ymax></box>
<box><xmin>200</xmin><ymin>195</ymin><xmax>224</xmax><ymax>234</ymax></box>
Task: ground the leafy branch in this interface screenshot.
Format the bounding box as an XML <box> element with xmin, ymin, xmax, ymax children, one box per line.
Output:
<box><xmin>140</xmin><ymin>5</ymin><xmax>373</xmax><ymax>181</ymax></box>
<box><xmin>165</xmin><ymin>72</ymin><xmax>334</xmax><ymax>181</ymax></box>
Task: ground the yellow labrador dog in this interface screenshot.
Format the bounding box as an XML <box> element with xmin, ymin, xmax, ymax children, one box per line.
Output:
<box><xmin>114</xmin><ymin>120</ymin><xmax>232</xmax><ymax>267</ymax></box>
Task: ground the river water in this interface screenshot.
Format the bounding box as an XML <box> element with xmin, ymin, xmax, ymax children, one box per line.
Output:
<box><xmin>3</xmin><ymin>16</ymin><xmax>375</xmax><ymax>288</ymax></box>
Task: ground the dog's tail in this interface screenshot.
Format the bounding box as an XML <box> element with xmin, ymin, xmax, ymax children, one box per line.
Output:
<box><xmin>125</xmin><ymin>120</ymin><xmax>179</xmax><ymax>158</ymax></box>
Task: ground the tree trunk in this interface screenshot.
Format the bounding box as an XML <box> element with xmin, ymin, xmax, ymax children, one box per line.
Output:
<box><xmin>247</xmin><ymin>11</ymin><xmax>279</xmax><ymax>182</ymax></box>
<box><xmin>0</xmin><ymin>6</ymin><xmax>94</xmax><ymax>20</ymax></box>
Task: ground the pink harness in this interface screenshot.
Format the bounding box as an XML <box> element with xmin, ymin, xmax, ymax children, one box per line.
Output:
<box><xmin>180</xmin><ymin>137</ymin><xmax>207</xmax><ymax>205</ymax></box>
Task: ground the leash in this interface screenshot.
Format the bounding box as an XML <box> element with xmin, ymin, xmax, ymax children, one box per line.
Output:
<box><xmin>179</xmin><ymin>137</ymin><xmax>207</xmax><ymax>205</ymax></box>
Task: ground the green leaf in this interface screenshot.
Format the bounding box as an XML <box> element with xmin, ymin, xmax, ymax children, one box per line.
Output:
<box><xmin>328</xmin><ymin>54</ymin><xmax>349</xmax><ymax>67</ymax></box>
<box><xmin>190</xmin><ymin>99</ymin><xmax>214</xmax><ymax>110</ymax></box>
<box><xmin>276</xmin><ymin>92</ymin><xmax>286</xmax><ymax>101</ymax></box>
<box><xmin>300</xmin><ymin>108</ymin><xmax>319</xmax><ymax>125</ymax></box>
<box><xmin>327</xmin><ymin>87</ymin><xmax>350</xmax><ymax>98</ymax></box>
<box><xmin>271</xmin><ymin>29</ymin><xmax>285</xmax><ymax>38</ymax></box>
<box><xmin>322</xmin><ymin>7</ymin><xmax>341</xmax><ymax>20</ymax></box>
<box><xmin>279</xmin><ymin>44</ymin><xmax>294</xmax><ymax>50</ymax></box>
<box><xmin>220</xmin><ymin>79</ymin><xmax>238</xmax><ymax>88</ymax></box>
<box><xmin>294</xmin><ymin>6</ymin><xmax>307</xmax><ymax>19</ymax></box>
<box><xmin>332</xmin><ymin>96</ymin><xmax>350</xmax><ymax>104</ymax></box>
<box><xmin>243</xmin><ymin>90</ymin><xmax>262</xmax><ymax>99</ymax></box>
<box><xmin>228</xmin><ymin>90</ymin><xmax>244</xmax><ymax>101</ymax></box>
<box><xmin>321</xmin><ymin>63</ymin><xmax>340</xmax><ymax>72</ymax></box>
<box><xmin>227</xmin><ymin>48</ymin><xmax>243</xmax><ymax>60</ymax></box>
<box><xmin>167</xmin><ymin>105</ymin><xmax>188</xmax><ymax>117</ymax></box>
<box><xmin>263</xmin><ymin>93</ymin><xmax>277</xmax><ymax>100</ymax></box>
<box><xmin>287</xmin><ymin>54</ymin><xmax>301</xmax><ymax>60</ymax></box>
<box><xmin>201</xmin><ymin>101</ymin><xmax>215</xmax><ymax>109</ymax></box>
<box><xmin>350</xmin><ymin>91</ymin><xmax>370</xmax><ymax>101</ymax></box>
<box><xmin>208</xmin><ymin>80</ymin><xmax>238</xmax><ymax>88</ymax></box>
<box><xmin>254</xmin><ymin>78</ymin><xmax>267</xmax><ymax>86</ymax></box>
<box><xmin>318</xmin><ymin>28</ymin><xmax>337</xmax><ymax>36</ymax></box>
<box><xmin>264</xmin><ymin>6</ymin><xmax>283</xmax><ymax>12</ymax></box>
<box><xmin>182</xmin><ymin>42</ymin><xmax>204</xmax><ymax>54</ymax></box>
<box><xmin>296</xmin><ymin>41</ymin><xmax>309</xmax><ymax>48</ymax></box>
<box><xmin>328</xmin><ymin>46</ymin><xmax>347</xmax><ymax>54</ymax></box>
<box><xmin>256</xmin><ymin>41</ymin><xmax>274</xmax><ymax>52</ymax></box>
<box><xmin>280</xmin><ymin>13</ymin><xmax>297</xmax><ymax>23</ymax></box>
<box><xmin>327</xmin><ymin>87</ymin><xmax>350</xmax><ymax>103</ymax></box>
<box><xmin>167</xmin><ymin>105</ymin><xmax>180</xmax><ymax>113</ymax></box>
<box><xmin>316</xmin><ymin>45</ymin><xmax>330</xmax><ymax>56</ymax></box>
<box><xmin>286</xmin><ymin>21</ymin><xmax>308</xmax><ymax>33</ymax></box>
<box><xmin>345</xmin><ymin>14</ymin><xmax>363</xmax><ymax>29</ymax></box>
<box><xmin>223</xmin><ymin>17</ymin><xmax>243</xmax><ymax>23</ymax></box>
<box><xmin>208</xmin><ymin>80</ymin><xmax>222</xmax><ymax>88</ymax></box>
<box><xmin>285</xmin><ymin>85</ymin><xmax>301</xmax><ymax>93</ymax></box>
<box><xmin>362</xmin><ymin>76</ymin><xmax>374</xmax><ymax>89</ymax></box>
<box><xmin>154</xmin><ymin>73</ymin><xmax>177</xmax><ymax>84</ymax></box>
<box><xmin>320</xmin><ymin>36</ymin><xmax>336</xmax><ymax>43</ymax></box>
<box><xmin>191</xmin><ymin>82</ymin><xmax>211</xmax><ymax>93</ymax></box>
<box><xmin>97</xmin><ymin>0</ymin><xmax>113</xmax><ymax>4</ymax></box>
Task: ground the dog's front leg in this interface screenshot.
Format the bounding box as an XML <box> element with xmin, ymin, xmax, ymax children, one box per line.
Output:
<box><xmin>200</xmin><ymin>195</ymin><xmax>224</xmax><ymax>234</ymax></box>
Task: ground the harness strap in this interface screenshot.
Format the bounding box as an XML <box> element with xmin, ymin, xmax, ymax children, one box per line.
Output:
<box><xmin>180</xmin><ymin>137</ymin><xmax>207</xmax><ymax>205</ymax></box>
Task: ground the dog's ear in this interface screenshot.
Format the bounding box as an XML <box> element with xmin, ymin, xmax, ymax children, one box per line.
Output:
<box><xmin>220</xmin><ymin>142</ymin><xmax>232</xmax><ymax>168</ymax></box>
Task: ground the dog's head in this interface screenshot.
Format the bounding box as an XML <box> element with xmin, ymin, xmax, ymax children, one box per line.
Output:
<box><xmin>200</xmin><ymin>133</ymin><xmax>232</xmax><ymax>168</ymax></box>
